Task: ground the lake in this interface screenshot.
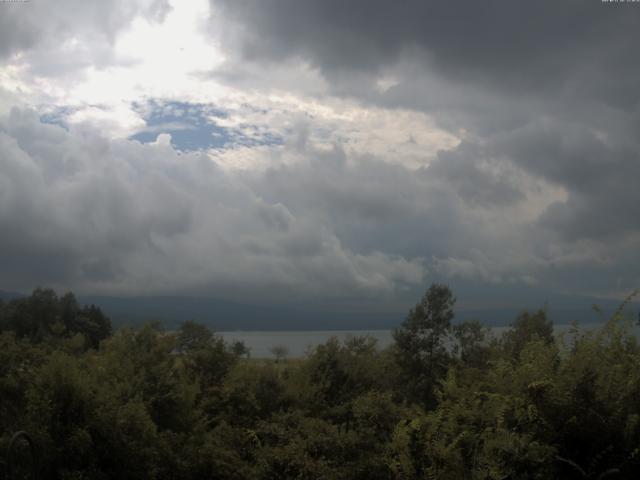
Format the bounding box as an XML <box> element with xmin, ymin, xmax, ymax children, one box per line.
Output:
<box><xmin>219</xmin><ymin>323</ymin><xmax>640</xmax><ymax>358</ymax></box>
<box><xmin>219</xmin><ymin>330</ymin><xmax>394</xmax><ymax>358</ymax></box>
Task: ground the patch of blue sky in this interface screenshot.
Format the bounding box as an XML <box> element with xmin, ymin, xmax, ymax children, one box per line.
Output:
<box><xmin>39</xmin><ymin>106</ymin><xmax>81</xmax><ymax>130</ymax></box>
<box><xmin>228</xmin><ymin>129</ymin><xmax>284</xmax><ymax>148</ymax></box>
<box><xmin>129</xmin><ymin>100</ymin><xmax>283</xmax><ymax>152</ymax></box>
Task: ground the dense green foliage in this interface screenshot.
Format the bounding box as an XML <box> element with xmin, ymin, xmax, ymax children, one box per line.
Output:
<box><xmin>1</xmin><ymin>286</ymin><xmax>640</xmax><ymax>479</ymax></box>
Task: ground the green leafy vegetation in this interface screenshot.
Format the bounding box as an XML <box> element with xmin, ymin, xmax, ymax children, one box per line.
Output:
<box><xmin>1</xmin><ymin>286</ymin><xmax>639</xmax><ymax>479</ymax></box>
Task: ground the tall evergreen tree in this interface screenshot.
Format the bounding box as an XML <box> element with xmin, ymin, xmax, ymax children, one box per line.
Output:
<box><xmin>393</xmin><ymin>283</ymin><xmax>455</xmax><ymax>407</ymax></box>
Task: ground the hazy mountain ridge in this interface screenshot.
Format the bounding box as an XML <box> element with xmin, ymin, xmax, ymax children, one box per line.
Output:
<box><xmin>79</xmin><ymin>293</ymin><xmax>633</xmax><ymax>331</ymax></box>
<box><xmin>2</xmin><ymin>289</ymin><xmax>633</xmax><ymax>330</ymax></box>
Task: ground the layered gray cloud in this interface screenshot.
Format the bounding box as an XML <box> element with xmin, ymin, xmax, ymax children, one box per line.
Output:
<box><xmin>210</xmin><ymin>0</ymin><xmax>640</xmax><ymax>144</ymax></box>
<box><xmin>490</xmin><ymin>120</ymin><xmax>640</xmax><ymax>241</ymax></box>
<box><xmin>2</xmin><ymin>100</ymin><xmax>638</xmax><ymax>302</ymax></box>
<box><xmin>0</xmin><ymin>0</ymin><xmax>638</xmax><ymax>313</ymax></box>
<box><xmin>209</xmin><ymin>0</ymin><xmax>640</xmax><ymax>298</ymax></box>
<box><xmin>213</xmin><ymin>0</ymin><xmax>640</xmax><ymax>107</ymax></box>
<box><xmin>0</xmin><ymin>108</ymin><xmax>426</xmax><ymax>300</ymax></box>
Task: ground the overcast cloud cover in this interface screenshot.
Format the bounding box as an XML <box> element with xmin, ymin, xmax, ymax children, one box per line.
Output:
<box><xmin>1</xmin><ymin>0</ymin><xmax>639</xmax><ymax>319</ymax></box>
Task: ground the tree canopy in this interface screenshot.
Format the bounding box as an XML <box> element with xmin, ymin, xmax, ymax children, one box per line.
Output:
<box><xmin>1</xmin><ymin>286</ymin><xmax>639</xmax><ymax>479</ymax></box>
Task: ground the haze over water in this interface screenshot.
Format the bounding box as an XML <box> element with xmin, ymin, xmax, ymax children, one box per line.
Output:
<box><xmin>220</xmin><ymin>323</ymin><xmax>640</xmax><ymax>358</ymax></box>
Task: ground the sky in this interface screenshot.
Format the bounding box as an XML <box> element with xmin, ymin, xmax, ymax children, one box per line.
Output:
<box><xmin>1</xmin><ymin>0</ymin><xmax>639</xmax><ymax>321</ymax></box>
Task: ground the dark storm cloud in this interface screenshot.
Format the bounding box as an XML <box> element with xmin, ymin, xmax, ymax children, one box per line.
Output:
<box><xmin>213</xmin><ymin>0</ymin><xmax>640</xmax><ymax>105</ymax></box>
<box><xmin>428</xmin><ymin>142</ymin><xmax>525</xmax><ymax>207</ymax></box>
<box><xmin>489</xmin><ymin>120</ymin><xmax>640</xmax><ymax>241</ymax></box>
<box><xmin>210</xmin><ymin>0</ymin><xmax>640</xmax><ymax>142</ymax></box>
<box><xmin>212</xmin><ymin>0</ymin><xmax>640</xmax><ymax>251</ymax></box>
<box><xmin>1</xmin><ymin>0</ymin><xmax>638</xmax><ymax>304</ymax></box>
<box><xmin>245</xmin><ymin>144</ymin><xmax>466</xmax><ymax>259</ymax></box>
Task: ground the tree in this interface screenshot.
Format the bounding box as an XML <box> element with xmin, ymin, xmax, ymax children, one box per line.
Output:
<box><xmin>3</xmin><ymin>288</ymin><xmax>60</xmax><ymax>341</ymax></box>
<box><xmin>76</xmin><ymin>304</ymin><xmax>112</xmax><ymax>349</ymax></box>
<box><xmin>393</xmin><ymin>283</ymin><xmax>455</xmax><ymax>407</ymax></box>
<box><xmin>0</xmin><ymin>289</ymin><xmax>111</xmax><ymax>349</ymax></box>
<box><xmin>176</xmin><ymin>320</ymin><xmax>213</xmax><ymax>353</ymax></box>
<box><xmin>231</xmin><ymin>340</ymin><xmax>250</xmax><ymax>358</ymax></box>
<box><xmin>502</xmin><ymin>309</ymin><xmax>553</xmax><ymax>359</ymax></box>
<box><xmin>453</xmin><ymin>319</ymin><xmax>492</xmax><ymax>369</ymax></box>
<box><xmin>176</xmin><ymin>320</ymin><xmax>238</xmax><ymax>395</ymax></box>
<box><xmin>270</xmin><ymin>345</ymin><xmax>289</xmax><ymax>363</ymax></box>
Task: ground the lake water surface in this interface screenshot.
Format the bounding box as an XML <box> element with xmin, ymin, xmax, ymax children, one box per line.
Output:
<box><xmin>219</xmin><ymin>330</ymin><xmax>394</xmax><ymax>358</ymax></box>
<box><xmin>219</xmin><ymin>323</ymin><xmax>639</xmax><ymax>358</ymax></box>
